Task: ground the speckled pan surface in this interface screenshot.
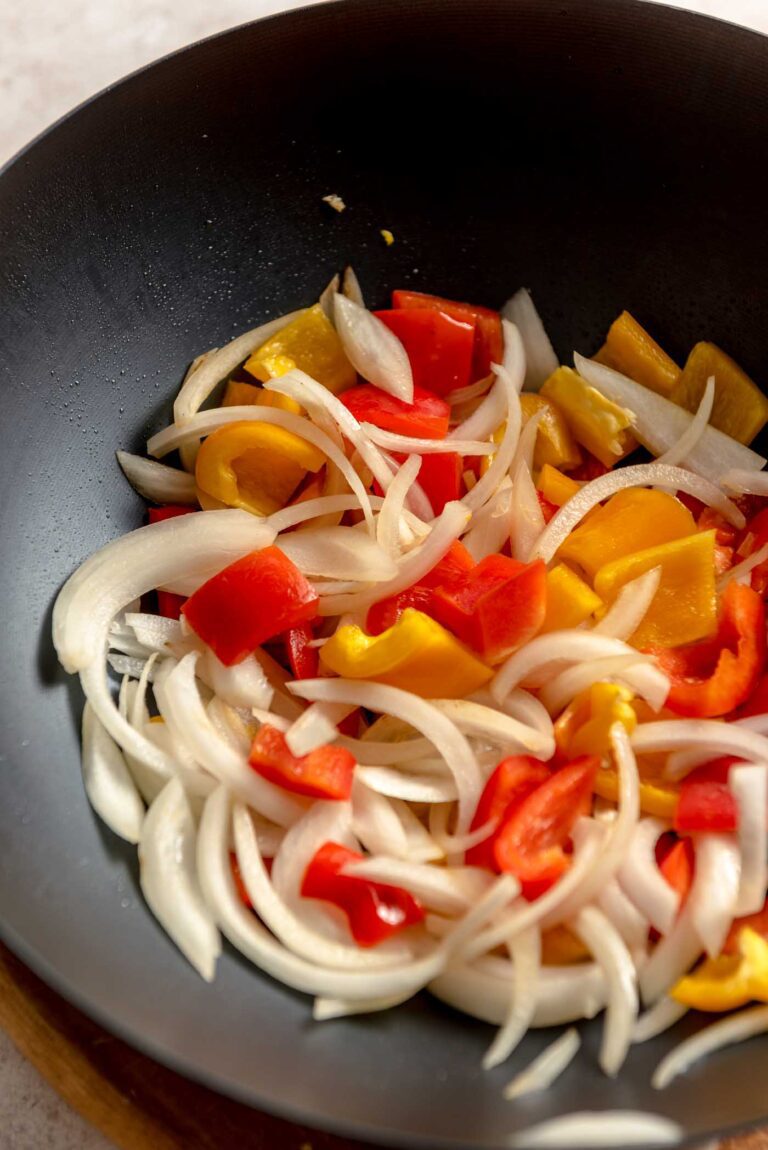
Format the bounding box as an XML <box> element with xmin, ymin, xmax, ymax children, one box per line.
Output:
<box><xmin>2</xmin><ymin>1</ymin><xmax>768</xmax><ymax>1145</ymax></box>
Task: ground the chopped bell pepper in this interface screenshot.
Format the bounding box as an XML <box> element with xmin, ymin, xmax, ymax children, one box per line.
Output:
<box><xmin>595</xmin><ymin>311</ymin><xmax>681</xmax><ymax>397</ymax></box>
<box><xmin>539</xmin><ymin>366</ymin><xmax>637</xmax><ymax>467</ymax></box>
<box><xmin>657</xmin><ymin>836</ymin><xmax>695</xmax><ymax>903</ymax></box>
<box><xmin>195</xmin><ymin>421</ymin><xmax>325</xmax><ymax>517</ymax></box>
<box><xmin>520</xmin><ymin>393</ymin><xmax>583</xmax><ymax>470</ymax></box>
<box><xmin>737</xmin><ymin>508</ymin><xmax>768</xmax><ymax>596</ymax></box>
<box><xmin>391</xmin><ymin>289</ymin><xmax>503</xmax><ymax>381</ymax></box>
<box><xmin>182</xmin><ymin>546</ymin><xmax>318</xmax><ymax>666</ymax></box>
<box><xmin>555</xmin><ymin>682</ymin><xmax>637</xmax><ymax>758</ymax></box>
<box><xmin>725</xmin><ymin>900</ymin><xmax>768</xmax><ymax>953</ymax></box>
<box><xmin>222</xmin><ymin>378</ymin><xmax>302</xmax><ymax>414</ymax></box>
<box><xmin>494</xmin><ymin>757</ymin><xmax>599</xmax><ymax>898</ymax></box>
<box><xmin>670</xmin><ymin>927</ymin><xmax>768</xmax><ymax>1012</ymax></box>
<box><xmin>147</xmin><ymin>505</ymin><xmax>196</xmax><ymax>523</ymax></box>
<box><xmin>430</xmin><ymin>555</ymin><xmax>547</xmax><ymax>664</ymax></box>
<box><xmin>541</xmin><ymin>925</ymin><xmax>592</xmax><ymax>965</ymax></box>
<box><xmin>374</xmin><ymin>308</ymin><xmax>475</xmax><ymax>396</ymax></box>
<box><xmin>284</xmin><ymin>621</ymin><xmax>319</xmax><ymax>680</ymax></box>
<box><xmin>319</xmin><ymin>608</ymin><xmax>493</xmax><ymax>698</ymax></box>
<box><xmin>466</xmin><ymin>756</ymin><xmax>552</xmax><ymax>871</ymax></box>
<box><xmin>651</xmin><ymin>582</ymin><xmax>766</xmax><ymax>716</ymax></box>
<box><xmin>537</xmin><ymin>464</ymin><xmax>582</xmax><ymax>508</ymax></box>
<box><xmin>540</xmin><ymin>564</ymin><xmax>602</xmax><ymax>634</ymax></box>
<box><xmin>244</xmin><ymin>304</ymin><xmax>357</xmax><ymax>395</ymax></box>
<box><xmin>594</xmin><ymin>530</ymin><xmax>718</xmax><ymax>649</ymax></box>
<box><xmin>670</xmin><ymin>341</ymin><xmax>768</xmax><ymax>446</ymax></box>
<box><xmin>249</xmin><ymin>725</ymin><xmax>355</xmax><ymax>801</ymax></box>
<box><xmin>386</xmin><ymin>450</ymin><xmax>461</xmax><ymax>516</ymax></box>
<box><xmin>674</xmin><ymin>779</ymin><xmax>737</xmax><ymax>833</ymax></box>
<box><xmin>301</xmin><ymin>841</ymin><xmax>425</xmax><ymax>946</ymax></box>
<box><xmin>339</xmin><ymin>383</ymin><xmax>450</xmax><ymax>439</ymax></box>
<box><xmin>365</xmin><ymin>541</ymin><xmax>476</xmax><ymax>635</ymax></box>
<box><xmin>735</xmin><ymin>672</ymin><xmax>768</xmax><ymax>719</ymax></box>
<box><xmin>593</xmin><ymin>766</ymin><xmax>679</xmax><ymax>818</ymax></box>
<box><xmin>558</xmin><ymin>489</ymin><xmax>697</xmax><ymax>580</ymax></box>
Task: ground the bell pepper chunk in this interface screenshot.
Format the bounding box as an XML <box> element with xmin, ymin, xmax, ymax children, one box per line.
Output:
<box><xmin>195</xmin><ymin>421</ymin><xmax>325</xmax><ymax>517</ymax></box>
<box><xmin>558</xmin><ymin>488</ymin><xmax>697</xmax><ymax>580</ymax></box>
<box><xmin>148</xmin><ymin>505</ymin><xmax>196</xmax><ymax>523</ymax></box>
<box><xmin>494</xmin><ymin>757</ymin><xmax>599</xmax><ymax>898</ymax></box>
<box><xmin>301</xmin><ymin>841</ymin><xmax>425</xmax><ymax>946</ymax></box>
<box><xmin>249</xmin><ymin>725</ymin><xmax>355</xmax><ymax>800</ymax></box>
<box><xmin>737</xmin><ymin>508</ymin><xmax>768</xmax><ymax>597</ymax></box>
<box><xmin>594</xmin><ymin>766</ymin><xmax>679</xmax><ymax>818</ymax></box>
<box><xmin>540</xmin><ymin>564</ymin><xmax>602</xmax><ymax>634</ymax></box>
<box><xmin>244</xmin><ymin>304</ymin><xmax>357</xmax><ymax>395</ymax></box>
<box><xmin>670</xmin><ymin>341</ymin><xmax>768</xmax><ymax>446</ymax></box>
<box><xmin>365</xmin><ymin>541</ymin><xmax>475</xmax><ymax>635</ymax></box>
<box><xmin>520</xmin><ymin>393</ymin><xmax>582</xmax><ymax>470</ymax></box>
<box><xmin>466</xmin><ymin>756</ymin><xmax>552</xmax><ymax>871</ymax></box>
<box><xmin>595</xmin><ymin>311</ymin><xmax>681</xmax><ymax>397</ymax></box>
<box><xmin>674</xmin><ymin>779</ymin><xmax>738</xmax><ymax>833</ymax></box>
<box><xmin>556</xmin><ymin>682</ymin><xmax>637</xmax><ymax>758</ymax></box>
<box><xmin>671</xmin><ymin>928</ymin><xmax>768</xmax><ymax>1012</ymax></box>
<box><xmin>284</xmin><ymin>621</ymin><xmax>319</xmax><ymax>680</ymax></box>
<box><xmin>594</xmin><ymin>530</ymin><xmax>718</xmax><ymax>649</ymax></box>
<box><xmin>223</xmin><ymin>378</ymin><xmax>302</xmax><ymax>414</ymax></box>
<box><xmin>319</xmin><ymin>608</ymin><xmax>493</xmax><ymax>698</ymax></box>
<box><xmin>182</xmin><ymin>546</ymin><xmax>319</xmax><ymax>666</ymax></box>
<box><xmin>725</xmin><ymin>900</ymin><xmax>768</xmax><ymax>953</ymax></box>
<box><xmin>339</xmin><ymin>383</ymin><xmax>450</xmax><ymax>439</ymax></box>
<box><xmin>374</xmin><ymin>308</ymin><xmax>475</xmax><ymax>396</ymax></box>
<box><xmin>537</xmin><ymin>464</ymin><xmax>582</xmax><ymax>508</ymax></box>
<box><xmin>735</xmin><ymin>672</ymin><xmax>768</xmax><ymax>719</ymax></box>
<box><xmin>430</xmin><ymin>555</ymin><xmax>547</xmax><ymax>664</ymax></box>
<box><xmin>651</xmin><ymin>582</ymin><xmax>766</xmax><ymax>716</ymax></box>
<box><xmin>391</xmin><ymin>289</ymin><xmax>503</xmax><ymax>381</ymax></box>
<box><xmin>386</xmin><ymin>450</ymin><xmax>461</xmax><ymax>516</ymax></box>
<box><xmin>657</xmin><ymin>836</ymin><xmax>695</xmax><ymax>903</ymax></box>
<box><xmin>540</xmin><ymin>366</ymin><xmax>637</xmax><ymax>467</ymax></box>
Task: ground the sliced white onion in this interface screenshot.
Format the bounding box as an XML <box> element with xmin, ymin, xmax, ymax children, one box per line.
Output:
<box><xmin>618</xmin><ymin>818</ymin><xmax>680</xmax><ymax>936</ymax></box>
<box><xmin>511</xmin><ymin>408</ymin><xmax>544</xmax><ymax>478</ymax></box>
<box><xmin>592</xmin><ymin>567</ymin><xmax>662</xmax><ymax>640</ymax></box>
<box><xmin>653</xmin><ymin>1004</ymin><xmax>768</xmax><ymax>1090</ymax></box>
<box><xmin>125</xmin><ymin>613</ymin><xmax>182</xmax><ymax>652</ymax></box>
<box><xmin>430</xmin><ymin>962</ymin><xmax>607</xmax><ymax>1028</ymax></box>
<box><xmin>501</xmin><ymin>288</ymin><xmax>559</xmax><ymax>392</ymax></box>
<box><xmin>597</xmin><ymin>879</ymin><xmax>650</xmax><ymax>956</ymax></box>
<box><xmin>318</xmin><ymin>272</ymin><xmax>340</xmax><ymax>320</ymax></box>
<box><xmin>635</xmin><ymin>721</ymin><xmax>768</xmax><ymax>775</ymax></box>
<box><xmin>717</xmin><ymin>541</ymin><xmax>768</xmax><ymax>591</ymax></box>
<box><xmin>690</xmin><ymin>833</ymin><xmax>741</xmax><ymax>958</ymax></box>
<box><xmin>342</xmin><ymin>265</ymin><xmax>365</xmax><ymax>307</ymax></box>
<box><xmin>462</xmin><ymin>331</ymin><xmax>525</xmax><ymax>514</ymax></box>
<box><xmin>197</xmin><ymin>648</ymin><xmax>273</xmax><ymax>711</ymax></box>
<box><xmin>462</xmin><ymin>477</ymin><xmax>513</xmax><ymax>562</ymax></box>
<box><xmin>81</xmin><ymin>701</ymin><xmax>145</xmax><ymax>843</ymax></box>
<box><xmin>285</xmin><ymin>701</ymin><xmax>354</xmax><ymax>757</ymax></box>
<box><xmin>632</xmin><ymin>996</ymin><xmax>689</xmax><ymax>1044</ymax></box>
<box><xmin>572</xmin><ymin>905</ymin><xmax>638</xmax><ymax>1076</ymax></box>
<box><xmin>483</xmin><ymin>927</ymin><xmax>541</xmax><ymax>1070</ymax></box>
<box><xmin>377</xmin><ymin>454</ymin><xmax>422</xmax><ymax>558</ymax></box>
<box><xmin>430</xmin><ymin>699</ymin><xmax>553</xmax><ymax>759</ymax></box>
<box><xmin>575</xmin><ymin>353</ymin><xmax>765</xmax><ymax>480</ymax></box>
<box><xmin>721</xmin><ymin>468</ymin><xmax>768</xmax><ymax>495</ymax></box>
<box><xmin>731</xmin><ymin>764</ymin><xmax>768</xmax><ymax>915</ymax></box>
<box><xmin>333</xmin><ymin>293</ymin><xmax>413</xmax><ymax>402</ymax></box>
<box><xmin>356</xmin><ymin>765</ymin><xmax>458</xmax><ymax>803</ymax></box>
<box><xmin>361</xmin><ymin>423</ymin><xmax>494</xmax><ymax>457</ymax></box>
<box><xmin>503</xmin><ymin>1028</ymin><xmax>581</xmax><ymax>1100</ymax></box>
<box><xmin>449</xmin><ymin>377</ymin><xmax>506</xmax><ymax>443</ymax></box>
<box><xmin>539</xmin><ymin>655</ymin><xmax>667</xmax><ymax>716</ymax></box>
<box><xmin>312</xmin><ymin>993</ymin><xmax>412</xmax><ymax>1020</ymax></box>
<box><xmin>278</xmin><ymin>526</ymin><xmax>397</xmax><ymax>582</ymax></box>
<box><xmin>343</xmin><ymin>858</ymin><xmax>487</xmax><ymax>915</ymax></box>
<box><xmin>269</xmin><ymin>797</ymin><xmax>356</xmax><ymax>922</ymax></box>
<box><xmin>491</xmin><ymin>632</ymin><xmax>641</xmax><ymax>703</ymax></box>
<box><xmin>337</xmin><ymin>734</ymin><xmax>436</xmax><ymax>766</ymax></box>
<box><xmin>107</xmin><ymin>653</ymin><xmax>152</xmax><ymax>681</ymax></box>
<box><xmin>511</xmin><ymin>1111</ymin><xmax>683</xmax><ymax>1148</ymax></box>
<box><xmin>532</xmin><ymin>462</ymin><xmax>744</xmax><ymax>566</ymax></box>
<box><xmin>139</xmin><ymin>777</ymin><xmax>220</xmax><ymax>980</ymax></box>
<box><xmin>510</xmin><ymin>462</ymin><xmax>545</xmax><ymax>562</ymax></box>
<box><xmin>447</xmin><ymin>374</ymin><xmax>494</xmax><ymax>406</ymax></box>
<box><xmin>351</xmin><ymin>779</ymin><xmax>411</xmax><ymax>860</ymax></box>
<box><xmin>655</xmin><ymin>375</ymin><xmax>715</xmax><ymax>467</ymax></box>
<box><xmin>116</xmin><ymin>451</ymin><xmax>197</xmax><ymax>505</ymax></box>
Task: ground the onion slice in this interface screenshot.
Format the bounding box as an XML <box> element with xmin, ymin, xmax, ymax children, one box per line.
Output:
<box><xmin>652</xmin><ymin>1004</ymin><xmax>768</xmax><ymax>1090</ymax></box>
<box><xmin>483</xmin><ymin>927</ymin><xmax>541</xmax><ymax>1070</ymax></box>
<box><xmin>501</xmin><ymin>288</ymin><xmax>559</xmax><ymax>392</ymax></box>
<box><xmin>632</xmin><ymin>997</ymin><xmax>689</xmax><ymax>1044</ymax></box>
<box><xmin>618</xmin><ymin>818</ymin><xmax>680</xmax><ymax>936</ymax></box>
<box><xmin>278</xmin><ymin>526</ymin><xmax>398</xmax><ymax>582</ymax></box>
<box><xmin>503</xmin><ymin>1028</ymin><xmax>581</xmax><ymax>1100</ymax></box>
<box><xmin>81</xmin><ymin>701</ymin><xmax>145</xmax><ymax>843</ymax></box>
<box><xmin>333</xmin><ymin>294</ymin><xmax>413</xmax><ymax>402</ymax></box>
<box><xmin>510</xmin><ymin>1111</ymin><xmax>683</xmax><ymax>1147</ymax></box>
<box><xmin>361</xmin><ymin>423</ymin><xmax>495</xmax><ymax>456</ymax></box>
<box><xmin>721</xmin><ymin>468</ymin><xmax>768</xmax><ymax>496</ymax></box>
<box><xmin>461</xmin><ymin>328</ymin><xmax>525</xmax><ymax>514</ymax></box>
<box><xmin>572</xmin><ymin>906</ymin><xmax>638</xmax><ymax>1076</ymax></box>
<box><xmin>592</xmin><ymin>568</ymin><xmax>662</xmax><ymax>640</ymax></box>
<box><xmin>116</xmin><ymin>451</ymin><xmax>197</xmax><ymax>505</ymax></box>
<box><xmin>655</xmin><ymin>375</ymin><xmax>715</xmax><ymax>467</ymax></box>
<box><xmin>730</xmin><ymin>764</ymin><xmax>768</xmax><ymax>915</ymax></box>
<box><xmin>491</xmin><ymin>632</ymin><xmax>641</xmax><ymax>704</ymax></box>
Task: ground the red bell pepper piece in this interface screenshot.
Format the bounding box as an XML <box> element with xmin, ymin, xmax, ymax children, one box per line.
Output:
<box><xmin>415</xmin><ymin>451</ymin><xmax>462</xmax><ymax>516</ymax></box>
<box><xmin>656</xmin><ymin>835</ymin><xmax>695</xmax><ymax>903</ymax></box>
<box><xmin>674</xmin><ymin>780</ymin><xmax>738</xmax><ymax>833</ymax></box>
<box><xmin>430</xmin><ymin>554</ymin><xmax>547</xmax><ymax>664</ymax></box>
<box><xmin>339</xmin><ymin>383</ymin><xmax>450</xmax><ymax>439</ymax></box>
<box><xmin>182</xmin><ymin>546</ymin><xmax>318</xmax><ymax>666</ymax></box>
<box><xmin>738</xmin><ymin>508</ymin><xmax>768</xmax><ymax>595</ymax></box>
<box><xmin>366</xmin><ymin>541</ymin><xmax>475</xmax><ymax>635</ymax></box>
<box><xmin>537</xmin><ymin>491</ymin><xmax>559</xmax><ymax>524</ymax></box>
<box><xmin>249</xmin><ymin>724</ymin><xmax>355</xmax><ymax>801</ymax></box>
<box><xmin>284</xmin><ymin>621</ymin><xmax>319</xmax><ymax>680</ymax></box>
<box><xmin>147</xmin><ymin>505</ymin><xmax>196</xmax><ymax>523</ymax></box>
<box><xmin>374</xmin><ymin>308</ymin><xmax>475</xmax><ymax>396</ymax></box>
<box><xmin>230</xmin><ymin>852</ymin><xmax>254</xmax><ymax>910</ymax></box>
<box><xmin>724</xmin><ymin>898</ymin><xmax>768</xmax><ymax>953</ymax></box>
<box><xmin>301</xmin><ymin>841</ymin><xmax>425</xmax><ymax>946</ymax></box>
<box><xmin>466</xmin><ymin>756</ymin><xmax>552</xmax><ymax>871</ymax></box>
<box><xmin>652</xmin><ymin>583</ymin><xmax>766</xmax><ymax>717</ymax></box>
<box><xmin>494</xmin><ymin>756</ymin><xmax>598</xmax><ymax>898</ymax></box>
<box><xmin>392</xmin><ymin>289</ymin><xmax>503</xmax><ymax>381</ymax></box>
<box><xmin>568</xmin><ymin>453</ymin><xmax>609</xmax><ymax>483</ymax></box>
<box><xmin>735</xmin><ymin>673</ymin><xmax>768</xmax><ymax>719</ymax></box>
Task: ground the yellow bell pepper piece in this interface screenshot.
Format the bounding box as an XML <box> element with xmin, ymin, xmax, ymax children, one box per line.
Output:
<box><xmin>537</xmin><ymin>464</ymin><xmax>582</xmax><ymax>508</ymax></box>
<box><xmin>244</xmin><ymin>304</ymin><xmax>357</xmax><ymax>395</ymax></box>
<box><xmin>195</xmin><ymin>421</ymin><xmax>325</xmax><ymax>517</ymax></box>
<box><xmin>558</xmin><ymin>489</ymin><xmax>697</xmax><ymax>580</ymax></box>
<box><xmin>595</xmin><ymin>311</ymin><xmax>681</xmax><ymax>397</ymax></box>
<box><xmin>521</xmin><ymin>394</ymin><xmax>582</xmax><ymax>470</ymax></box>
<box><xmin>564</xmin><ymin>682</ymin><xmax>637</xmax><ymax>758</ymax></box>
<box><xmin>539</xmin><ymin>366</ymin><xmax>637</xmax><ymax>467</ymax></box>
<box><xmin>670</xmin><ymin>342</ymin><xmax>768</xmax><ymax>446</ymax></box>
<box><xmin>319</xmin><ymin>608</ymin><xmax>493</xmax><ymax>699</ymax></box>
<box><xmin>540</xmin><ymin>564</ymin><xmax>602</xmax><ymax>634</ymax></box>
<box><xmin>594</xmin><ymin>530</ymin><xmax>717</xmax><ymax>648</ymax></box>
<box><xmin>593</xmin><ymin>766</ymin><xmax>679</xmax><ymax>818</ymax></box>
<box><xmin>541</xmin><ymin>926</ymin><xmax>591</xmax><ymax>966</ymax></box>
<box><xmin>222</xmin><ymin>378</ymin><xmax>303</xmax><ymax>415</ymax></box>
<box><xmin>671</xmin><ymin>928</ymin><xmax>768</xmax><ymax>1012</ymax></box>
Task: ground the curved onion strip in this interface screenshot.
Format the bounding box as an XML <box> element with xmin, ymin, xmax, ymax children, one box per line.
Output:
<box><xmin>632</xmin><ymin>997</ymin><xmax>689</xmax><ymax>1044</ymax></box>
<box><xmin>721</xmin><ymin>468</ymin><xmax>768</xmax><ymax>496</ymax></box>
<box><xmin>116</xmin><ymin>451</ymin><xmax>197</xmax><ymax>505</ymax></box>
<box><xmin>575</xmin><ymin>352</ymin><xmax>765</xmax><ymax>479</ymax></box>
<box><xmin>269</xmin><ymin>799</ymin><xmax>356</xmax><ymax>933</ymax></box>
<box><xmin>318</xmin><ymin>272</ymin><xmax>340</xmax><ymax>320</ymax></box>
<box><xmin>655</xmin><ymin>376</ymin><xmax>715</xmax><ymax>467</ymax></box>
<box><xmin>429</xmin><ymin>962</ymin><xmax>607</xmax><ymax>1028</ymax></box>
<box><xmin>690</xmin><ymin>833</ymin><xmax>740</xmax><ymax>958</ymax></box>
<box><xmin>447</xmin><ymin>374</ymin><xmax>494</xmax><ymax>406</ymax></box>
<box><xmin>462</xmin><ymin>331</ymin><xmax>525</xmax><ymax>514</ymax></box>
<box><xmin>342</xmin><ymin>266</ymin><xmax>365</xmax><ymax>307</ymax></box>
<box><xmin>430</xmin><ymin>699</ymin><xmax>553</xmax><ymax>758</ymax></box>
<box><xmin>289</xmin><ymin>678</ymin><xmax>483</xmax><ymax>833</ymax></box>
<box><xmin>333</xmin><ymin>294</ymin><xmax>413</xmax><ymax>402</ymax></box>
<box><xmin>139</xmin><ymin>777</ymin><xmax>220</xmax><ymax>980</ymax></box>
<box><xmin>361</xmin><ymin>423</ymin><xmax>495</xmax><ymax>456</ymax></box>
<box><xmin>532</xmin><ymin>463</ymin><xmax>744</xmax><ymax>567</ymax></box>
<box><xmin>503</xmin><ymin>1028</ymin><xmax>581</xmax><ymax>1100</ymax></box>
<box><xmin>123</xmin><ymin>665</ymin><xmax>173</xmax><ymax>806</ymax></box>
<box><xmin>232</xmin><ymin>802</ymin><xmax>411</xmax><ymax>969</ymax></box>
<box><xmin>510</xmin><ymin>1112</ymin><xmax>683</xmax><ymax>1148</ymax></box>
<box><xmin>81</xmin><ymin>661</ymin><xmax>175</xmax><ymax>777</ymax></box>
<box><xmin>357</xmin><ymin>765</ymin><xmax>458</xmax><ymax>803</ymax></box>
<box><xmin>634</xmin><ymin>720</ymin><xmax>768</xmax><ymax>774</ymax></box>
<box><xmin>510</xmin><ymin>462</ymin><xmax>545</xmax><ymax>561</ymax></box>
<box><xmin>313</xmin><ymin>992</ymin><xmax>414</xmax><ymax>1020</ymax></box>
<box><xmin>618</xmin><ymin>818</ymin><xmax>680</xmax><ymax>936</ymax></box>
<box><xmin>449</xmin><ymin>377</ymin><xmax>506</xmax><ymax>442</ymax></box>
<box><xmin>462</xmin><ymin>478</ymin><xmax>513</xmax><ymax>562</ymax></box>
<box><xmin>343</xmin><ymin>858</ymin><xmax>486</xmax><ymax>915</ymax></box>
<box><xmin>54</xmin><ymin>509</ymin><xmax>275</xmax><ymax>674</ymax></box>
<box><xmin>540</xmin><ymin>656</ymin><xmax>667</xmax><ymax>716</ymax></box>
<box><xmin>269</xmin><ymin>494</ymin><xmax>374</xmax><ymax>534</ymax></box>
<box><xmin>278</xmin><ymin>526</ymin><xmax>398</xmax><ymax>582</ymax></box>
<box><xmin>351</xmin><ymin>779</ymin><xmax>411</xmax><ymax>860</ymax></box>
<box><xmin>81</xmin><ymin>701</ymin><xmax>145</xmax><ymax>843</ymax></box>
<box><xmin>108</xmin><ymin>653</ymin><xmax>153</xmax><ymax>680</ymax></box>
<box><xmin>285</xmin><ymin>701</ymin><xmax>354</xmax><ymax>758</ymax></box>
<box><xmin>652</xmin><ymin>1004</ymin><xmax>768</xmax><ymax>1090</ymax></box>
<box><xmin>336</xmin><ymin>734</ymin><xmax>436</xmax><ymax>765</ymax></box>
<box><xmin>491</xmin><ymin>632</ymin><xmax>640</xmax><ymax>704</ymax></box>
<box><xmin>501</xmin><ymin>288</ymin><xmax>559</xmax><ymax>392</ymax></box>
<box><xmin>483</xmin><ymin>928</ymin><xmax>541</xmax><ymax>1070</ymax></box>
<box><xmin>592</xmin><ymin>567</ymin><xmax>662</xmax><ymax>640</ymax></box>
<box><xmin>718</xmin><ymin>541</ymin><xmax>768</xmax><ymax>591</ymax></box>
<box><xmin>197</xmin><ymin>648</ymin><xmax>274</xmax><ymax>711</ymax></box>
<box><xmin>125</xmin><ymin>613</ymin><xmax>182</xmax><ymax>652</ymax></box>
<box><xmin>511</xmin><ymin>409</ymin><xmax>544</xmax><ymax>480</ymax></box>
<box><xmin>597</xmin><ymin>879</ymin><xmax>650</xmax><ymax>956</ymax></box>
<box><xmin>572</xmin><ymin>906</ymin><xmax>638</xmax><ymax>1077</ymax></box>
<box><xmin>491</xmin><ymin>688</ymin><xmax>555</xmax><ymax>739</ymax></box>
<box><xmin>376</xmin><ymin>446</ymin><xmax>435</xmax><ymax>521</ymax></box>
<box><xmin>377</xmin><ymin>455</ymin><xmax>422</xmax><ymax>558</ymax></box>
<box><xmin>318</xmin><ymin>501</ymin><xmax>470</xmax><ymax>617</ymax></box>
<box><xmin>731</xmin><ymin>765</ymin><xmax>768</xmax><ymax>915</ymax></box>
<box><xmin>173</xmin><ymin>310</ymin><xmax>300</xmax><ymax>427</ymax></box>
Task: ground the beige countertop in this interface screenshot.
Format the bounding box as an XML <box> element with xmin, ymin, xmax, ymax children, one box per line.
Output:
<box><xmin>2</xmin><ymin>0</ymin><xmax>767</xmax><ymax>1147</ymax></box>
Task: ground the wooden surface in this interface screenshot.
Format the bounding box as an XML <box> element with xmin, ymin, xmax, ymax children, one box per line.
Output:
<box><xmin>0</xmin><ymin>938</ymin><xmax>766</xmax><ymax>1150</ymax></box>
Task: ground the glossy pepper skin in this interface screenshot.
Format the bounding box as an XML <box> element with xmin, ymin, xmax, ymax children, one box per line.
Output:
<box><xmin>537</xmin><ymin>464</ymin><xmax>582</xmax><ymax>508</ymax></box>
<box><xmin>670</xmin><ymin>341</ymin><xmax>768</xmax><ymax>446</ymax></box>
<box><xmin>374</xmin><ymin>308</ymin><xmax>475</xmax><ymax>396</ymax></box>
<box><xmin>540</xmin><ymin>366</ymin><xmax>637</xmax><ymax>467</ymax></box>
<box><xmin>244</xmin><ymin>304</ymin><xmax>357</xmax><ymax>395</ymax></box>
<box><xmin>671</xmin><ymin>927</ymin><xmax>768</xmax><ymax>1012</ymax></box>
<box><xmin>339</xmin><ymin>383</ymin><xmax>450</xmax><ymax>439</ymax></box>
<box><xmin>595</xmin><ymin>311</ymin><xmax>681</xmax><ymax>397</ymax></box>
<box><xmin>465</xmin><ymin>756</ymin><xmax>552</xmax><ymax>871</ymax></box>
<box><xmin>540</xmin><ymin>564</ymin><xmax>602</xmax><ymax>633</ymax></box>
<box><xmin>182</xmin><ymin>547</ymin><xmax>318</xmax><ymax>666</ymax></box>
<box><xmin>249</xmin><ymin>725</ymin><xmax>355</xmax><ymax>801</ymax></box>
<box><xmin>222</xmin><ymin>377</ymin><xmax>302</xmax><ymax>415</ymax></box>
<box><xmin>391</xmin><ymin>289</ymin><xmax>503</xmax><ymax>381</ymax></box>
<box><xmin>284</xmin><ymin>621</ymin><xmax>319</xmax><ymax>680</ymax></box>
<box><xmin>365</xmin><ymin>542</ymin><xmax>475</xmax><ymax>635</ymax></box>
<box><xmin>301</xmin><ymin>841</ymin><xmax>425</xmax><ymax>946</ymax></box>
<box><xmin>554</xmin><ymin>683</ymin><xmax>637</xmax><ymax>758</ymax></box>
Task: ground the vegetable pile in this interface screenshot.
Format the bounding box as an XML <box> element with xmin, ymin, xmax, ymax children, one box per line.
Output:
<box><xmin>54</xmin><ymin>272</ymin><xmax>768</xmax><ymax>1100</ymax></box>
